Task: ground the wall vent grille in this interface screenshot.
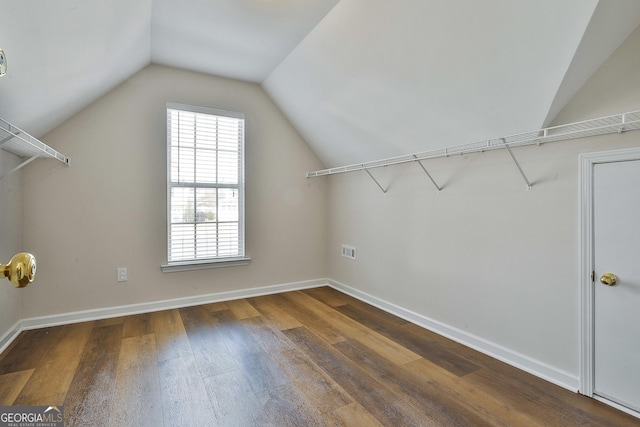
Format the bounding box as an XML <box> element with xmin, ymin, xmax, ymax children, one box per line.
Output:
<box><xmin>341</xmin><ymin>244</ymin><xmax>356</xmax><ymax>260</ymax></box>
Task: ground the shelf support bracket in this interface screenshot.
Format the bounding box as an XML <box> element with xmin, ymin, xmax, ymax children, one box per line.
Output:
<box><xmin>618</xmin><ymin>113</ymin><xmax>627</xmax><ymax>134</ymax></box>
<box><xmin>364</xmin><ymin>168</ymin><xmax>387</xmax><ymax>193</ymax></box>
<box><xmin>413</xmin><ymin>155</ymin><xmax>442</xmax><ymax>193</ymax></box>
<box><xmin>0</xmin><ymin>156</ymin><xmax>38</xmax><ymax>180</ymax></box>
<box><xmin>501</xmin><ymin>138</ymin><xmax>532</xmax><ymax>191</ymax></box>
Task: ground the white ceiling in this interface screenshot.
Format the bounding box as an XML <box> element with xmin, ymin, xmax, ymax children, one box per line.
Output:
<box><xmin>151</xmin><ymin>0</ymin><xmax>340</xmax><ymax>82</ymax></box>
<box><xmin>0</xmin><ymin>0</ymin><xmax>153</xmax><ymax>139</ymax></box>
<box><xmin>264</xmin><ymin>0</ymin><xmax>640</xmax><ymax>167</ymax></box>
<box><xmin>1</xmin><ymin>0</ymin><xmax>640</xmax><ymax>169</ymax></box>
<box><xmin>0</xmin><ymin>0</ymin><xmax>338</xmax><ymax>138</ymax></box>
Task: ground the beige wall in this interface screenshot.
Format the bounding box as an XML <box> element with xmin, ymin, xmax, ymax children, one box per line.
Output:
<box><xmin>21</xmin><ymin>64</ymin><xmax>327</xmax><ymax>317</ymax></box>
<box><xmin>0</xmin><ymin>151</ymin><xmax>23</xmax><ymax>334</ymax></box>
<box><xmin>327</xmin><ymin>25</ymin><xmax>640</xmax><ymax>377</ymax></box>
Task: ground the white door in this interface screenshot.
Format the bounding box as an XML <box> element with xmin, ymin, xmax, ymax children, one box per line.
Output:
<box><xmin>593</xmin><ymin>158</ymin><xmax>640</xmax><ymax>413</ymax></box>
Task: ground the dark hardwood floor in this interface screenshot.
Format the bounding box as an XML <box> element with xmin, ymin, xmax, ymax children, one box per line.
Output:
<box><xmin>0</xmin><ymin>287</ymin><xmax>637</xmax><ymax>426</ymax></box>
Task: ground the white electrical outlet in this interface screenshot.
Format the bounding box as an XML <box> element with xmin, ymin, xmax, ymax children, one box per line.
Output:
<box><xmin>341</xmin><ymin>244</ymin><xmax>356</xmax><ymax>260</ymax></box>
<box><xmin>117</xmin><ymin>267</ymin><xmax>128</xmax><ymax>282</ymax></box>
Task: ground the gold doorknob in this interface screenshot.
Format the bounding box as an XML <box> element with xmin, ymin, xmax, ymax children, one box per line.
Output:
<box><xmin>599</xmin><ymin>272</ymin><xmax>618</xmax><ymax>286</ymax></box>
<box><xmin>1</xmin><ymin>253</ymin><xmax>36</xmax><ymax>288</ymax></box>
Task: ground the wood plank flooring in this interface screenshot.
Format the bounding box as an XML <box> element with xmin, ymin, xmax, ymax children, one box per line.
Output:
<box><xmin>0</xmin><ymin>286</ymin><xmax>637</xmax><ymax>426</ymax></box>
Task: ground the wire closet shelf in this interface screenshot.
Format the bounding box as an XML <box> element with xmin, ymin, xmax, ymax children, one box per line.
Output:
<box><xmin>306</xmin><ymin>110</ymin><xmax>640</xmax><ymax>178</ymax></box>
<box><xmin>0</xmin><ymin>117</ymin><xmax>70</xmax><ymax>179</ymax></box>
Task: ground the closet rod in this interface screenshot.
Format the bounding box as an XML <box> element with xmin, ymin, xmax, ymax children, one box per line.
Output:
<box><xmin>306</xmin><ymin>109</ymin><xmax>640</xmax><ymax>178</ymax></box>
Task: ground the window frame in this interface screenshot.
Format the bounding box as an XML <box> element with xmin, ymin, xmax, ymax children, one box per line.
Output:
<box><xmin>161</xmin><ymin>102</ymin><xmax>250</xmax><ymax>273</ymax></box>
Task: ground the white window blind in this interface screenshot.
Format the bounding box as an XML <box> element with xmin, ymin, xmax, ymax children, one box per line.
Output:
<box><xmin>166</xmin><ymin>103</ymin><xmax>245</xmax><ymax>264</ymax></box>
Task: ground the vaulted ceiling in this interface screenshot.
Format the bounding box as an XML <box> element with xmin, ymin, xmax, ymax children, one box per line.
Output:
<box><xmin>1</xmin><ymin>0</ymin><xmax>640</xmax><ymax>169</ymax></box>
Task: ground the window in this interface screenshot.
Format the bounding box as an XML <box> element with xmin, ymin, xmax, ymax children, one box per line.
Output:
<box><xmin>163</xmin><ymin>103</ymin><xmax>248</xmax><ymax>271</ymax></box>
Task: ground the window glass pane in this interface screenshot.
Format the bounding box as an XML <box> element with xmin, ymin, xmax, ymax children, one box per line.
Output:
<box><xmin>195</xmin><ymin>188</ymin><xmax>217</xmax><ymax>223</ymax></box>
<box><xmin>195</xmin><ymin>113</ymin><xmax>216</xmax><ymax>150</ymax></box>
<box><xmin>195</xmin><ymin>223</ymin><xmax>217</xmax><ymax>259</ymax></box>
<box><xmin>218</xmin><ymin>188</ymin><xmax>238</xmax><ymax>222</ymax></box>
<box><xmin>174</xmin><ymin>111</ymin><xmax>195</xmax><ymax>147</ymax></box>
<box><xmin>170</xmin><ymin>146</ymin><xmax>180</xmax><ymax>182</ymax></box>
<box><xmin>171</xmin><ymin>187</ymin><xmax>194</xmax><ymax>223</ymax></box>
<box><xmin>171</xmin><ymin>147</ymin><xmax>195</xmax><ymax>183</ymax></box>
<box><xmin>218</xmin><ymin>150</ymin><xmax>238</xmax><ymax>184</ymax></box>
<box><xmin>218</xmin><ymin>117</ymin><xmax>241</xmax><ymax>151</ymax></box>
<box><xmin>195</xmin><ymin>148</ymin><xmax>216</xmax><ymax>184</ymax></box>
<box><xmin>218</xmin><ymin>223</ymin><xmax>239</xmax><ymax>257</ymax></box>
<box><xmin>170</xmin><ymin>223</ymin><xmax>195</xmax><ymax>261</ymax></box>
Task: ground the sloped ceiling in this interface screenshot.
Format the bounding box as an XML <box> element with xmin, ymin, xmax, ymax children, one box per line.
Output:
<box><xmin>0</xmin><ymin>0</ymin><xmax>338</xmax><ymax>138</ymax></box>
<box><xmin>0</xmin><ymin>0</ymin><xmax>152</xmax><ymax>139</ymax></box>
<box><xmin>151</xmin><ymin>0</ymin><xmax>340</xmax><ymax>82</ymax></box>
<box><xmin>1</xmin><ymin>0</ymin><xmax>639</xmax><ymax>169</ymax></box>
<box><xmin>263</xmin><ymin>0</ymin><xmax>640</xmax><ymax>168</ymax></box>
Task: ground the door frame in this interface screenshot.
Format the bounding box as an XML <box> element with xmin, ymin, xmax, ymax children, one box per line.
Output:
<box><xmin>579</xmin><ymin>147</ymin><xmax>640</xmax><ymax>410</ymax></box>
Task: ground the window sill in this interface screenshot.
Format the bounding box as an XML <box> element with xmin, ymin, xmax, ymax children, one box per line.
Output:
<box><xmin>161</xmin><ymin>257</ymin><xmax>251</xmax><ymax>273</ymax></box>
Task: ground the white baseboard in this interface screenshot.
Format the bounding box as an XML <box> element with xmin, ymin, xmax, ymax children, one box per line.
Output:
<box><xmin>0</xmin><ymin>278</ymin><xmax>328</xmax><ymax>354</ymax></box>
<box><xmin>327</xmin><ymin>279</ymin><xmax>579</xmax><ymax>392</ymax></box>
<box><xmin>0</xmin><ymin>320</ymin><xmax>23</xmax><ymax>355</ymax></box>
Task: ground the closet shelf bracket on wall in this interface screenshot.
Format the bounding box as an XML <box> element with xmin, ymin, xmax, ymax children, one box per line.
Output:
<box><xmin>305</xmin><ymin>109</ymin><xmax>640</xmax><ymax>186</ymax></box>
<box><xmin>365</xmin><ymin>168</ymin><xmax>387</xmax><ymax>193</ymax></box>
<box><xmin>0</xmin><ymin>118</ymin><xmax>70</xmax><ymax>180</ymax></box>
<box><xmin>501</xmin><ymin>138</ymin><xmax>532</xmax><ymax>191</ymax></box>
<box><xmin>413</xmin><ymin>154</ymin><xmax>442</xmax><ymax>193</ymax></box>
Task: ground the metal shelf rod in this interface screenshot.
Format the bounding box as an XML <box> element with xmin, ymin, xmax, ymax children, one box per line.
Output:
<box><xmin>306</xmin><ymin>109</ymin><xmax>640</xmax><ymax>178</ymax></box>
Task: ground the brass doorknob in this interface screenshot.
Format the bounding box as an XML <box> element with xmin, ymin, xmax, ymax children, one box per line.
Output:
<box><xmin>1</xmin><ymin>253</ymin><xmax>37</xmax><ymax>288</ymax></box>
<box><xmin>599</xmin><ymin>273</ymin><xmax>618</xmax><ymax>286</ymax></box>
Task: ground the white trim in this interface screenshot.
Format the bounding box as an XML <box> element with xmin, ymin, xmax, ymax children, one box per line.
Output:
<box><xmin>161</xmin><ymin>257</ymin><xmax>251</xmax><ymax>272</ymax></box>
<box><xmin>166</xmin><ymin>103</ymin><xmax>246</xmax><ymax>264</ymax></box>
<box><xmin>166</xmin><ymin>102</ymin><xmax>245</xmax><ymax>120</ymax></box>
<box><xmin>0</xmin><ymin>278</ymin><xmax>328</xmax><ymax>352</ymax></box>
<box><xmin>328</xmin><ymin>279</ymin><xmax>579</xmax><ymax>391</ymax></box>
<box><xmin>578</xmin><ymin>147</ymin><xmax>640</xmax><ymax>399</ymax></box>
<box><xmin>579</xmin><ymin>152</ymin><xmax>595</xmax><ymax>396</ymax></box>
<box><xmin>0</xmin><ymin>320</ymin><xmax>23</xmax><ymax>355</ymax></box>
